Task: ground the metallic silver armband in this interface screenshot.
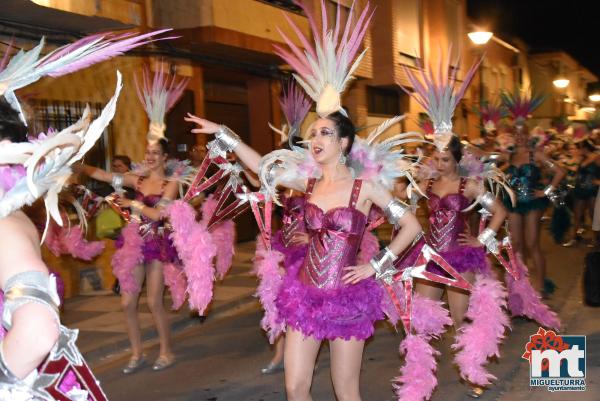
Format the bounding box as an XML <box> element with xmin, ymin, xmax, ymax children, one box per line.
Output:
<box><xmin>477</xmin><ymin>191</ymin><xmax>496</xmax><ymax>212</ymax></box>
<box><xmin>477</xmin><ymin>227</ymin><xmax>499</xmax><ymax>254</ymax></box>
<box><xmin>156</xmin><ymin>198</ymin><xmax>172</xmax><ymax>209</ymax></box>
<box><xmin>544</xmin><ymin>160</ymin><xmax>556</xmax><ymax>169</ymax></box>
<box><xmin>111</xmin><ymin>173</ymin><xmax>124</xmax><ymax>193</ymax></box>
<box><xmin>130</xmin><ymin>200</ymin><xmax>146</xmax><ymax>215</ymax></box>
<box><xmin>543</xmin><ymin>184</ymin><xmax>559</xmax><ymax>203</ymax></box>
<box><xmin>215</xmin><ymin>125</ymin><xmax>241</xmax><ymax>152</ymax></box>
<box><xmin>2</xmin><ymin>271</ymin><xmax>60</xmax><ymax>330</ymax></box>
<box><xmin>369</xmin><ymin>247</ymin><xmax>398</xmax><ymax>284</ymax></box>
<box><xmin>384</xmin><ymin>198</ymin><xmax>409</xmax><ymax>227</ymax></box>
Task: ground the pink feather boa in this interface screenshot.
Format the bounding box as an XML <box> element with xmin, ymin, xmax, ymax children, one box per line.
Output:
<box><xmin>163</xmin><ymin>262</ymin><xmax>188</xmax><ymax>310</ymax></box>
<box><xmin>357</xmin><ymin>230</ymin><xmax>379</xmax><ymax>265</ymax></box>
<box><xmin>393</xmin><ymin>334</ymin><xmax>439</xmax><ymax>401</ymax></box>
<box><xmin>253</xmin><ymin>237</ymin><xmax>285</xmax><ymax>343</ymax></box>
<box><xmin>505</xmin><ymin>254</ymin><xmax>561</xmax><ymax>330</ymax></box>
<box><xmin>167</xmin><ymin>201</ymin><xmax>216</xmax><ymax>315</ymax></box>
<box><xmin>201</xmin><ymin>196</ymin><xmax>236</xmax><ymax>280</ymax></box>
<box><xmin>111</xmin><ymin>223</ymin><xmax>144</xmax><ymax>294</ymax></box>
<box><xmin>45</xmin><ymin>223</ymin><xmax>105</xmax><ymax>261</ymax></box>
<box><xmin>452</xmin><ymin>274</ymin><xmax>510</xmax><ymax>386</ymax></box>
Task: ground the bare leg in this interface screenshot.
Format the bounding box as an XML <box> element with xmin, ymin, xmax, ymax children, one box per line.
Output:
<box><xmin>120</xmin><ymin>264</ymin><xmax>145</xmax><ymax>357</ymax></box>
<box><xmin>446</xmin><ymin>272</ymin><xmax>475</xmax><ymax>328</ymax></box>
<box><xmin>2</xmin><ymin>303</ymin><xmax>59</xmax><ymax>378</ymax></box>
<box><xmin>146</xmin><ymin>260</ymin><xmax>172</xmax><ymax>358</ymax></box>
<box><xmin>415</xmin><ymin>279</ymin><xmax>445</xmax><ymax>301</ymax></box>
<box><xmin>284</xmin><ymin>328</ymin><xmax>321</xmax><ymax>401</ymax></box>
<box><xmin>508</xmin><ymin>212</ymin><xmax>524</xmax><ymax>256</ymax></box>
<box><xmin>524</xmin><ymin>210</ymin><xmax>545</xmax><ymax>291</ymax></box>
<box><xmin>271</xmin><ymin>335</ymin><xmax>285</xmax><ymax>365</ymax></box>
<box><xmin>572</xmin><ymin>198</ymin><xmax>584</xmax><ymax>237</ymax></box>
<box><xmin>330</xmin><ymin>338</ymin><xmax>365</xmax><ymax>401</ymax></box>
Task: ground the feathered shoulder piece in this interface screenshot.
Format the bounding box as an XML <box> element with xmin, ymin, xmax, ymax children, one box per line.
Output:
<box><xmin>0</xmin><ymin>29</ymin><xmax>172</xmax><ymax>123</ymax></box>
<box><xmin>130</xmin><ymin>158</ymin><xmax>197</xmax><ymax>185</ymax></box>
<box><xmin>398</xmin><ymin>48</ymin><xmax>481</xmax><ymax>151</ymax></box>
<box><xmin>274</xmin><ymin>0</ymin><xmax>374</xmax><ymax>117</ymax></box>
<box><xmin>478</xmin><ymin>99</ymin><xmax>507</xmax><ymax>133</ymax></box>
<box><xmin>348</xmin><ymin>115</ymin><xmax>424</xmax><ymax>190</ymax></box>
<box><xmin>134</xmin><ymin>63</ymin><xmax>190</xmax><ymax>143</ymax></box>
<box><xmin>500</xmin><ymin>89</ymin><xmax>544</xmax><ymax>127</ymax></box>
<box><xmin>0</xmin><ymin>72</ymin><xmax>123</xmax><ymax>241</ymax></box>
<box><xmin>268</xmin><ymin>80</ymin><xmax>311</xmax><ymax>147</ymax></box>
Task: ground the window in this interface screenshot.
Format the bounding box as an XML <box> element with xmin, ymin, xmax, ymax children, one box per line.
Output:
<box><xmin>367</xmin><ymin>87</ymin><xmax>401</xmax><ymax>116</ymax></box>
<box><xmin>257</xmin><ymin>0</ymin><xmax>302</xmax><ymax>13</ymax></box>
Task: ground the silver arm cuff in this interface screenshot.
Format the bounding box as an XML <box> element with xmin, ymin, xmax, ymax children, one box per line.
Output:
<box><xmin>384</xmin><ymin>198</ymin><xmax>409</xmax><ymax>227</ymax></box>
<box><xmin>477</xmin><ymin>227</ymin><xmax>499</xmax><ymax>254</ymax></box>
<box><xmin>369</xmin><ymin>247</ymin><xmax>398</xmax><ymax>284</ymax></box>
<box><xmin>477</xmin><ymin>191</ymin><xmax>496</xmax><ymax>212</ymax></box>
<box><xmin>543</xmin><ymin>184</ymin><xmax>560</xmax><ymax>204</ymax></box>
<box><xmin>111</xmin><ymin>173</ymin><xmax>124</xmax><ymax>193</ymax></box>
<box><xmin>130</xmin><ymin>200</ymin><xmax>145</xmax><ymax>215</ymax></box>
<box><xmin>544</xmin><ymin>160</ymin><xmax>556</xmax><ymax>169</ymax></box>
<box><xmin>215</xmin><ymin>125</ymin><xmax>241</xmax><ymax>152</ymax></box>
<box><xmin>2</xmin><ymin>271</ymin><xmax>60</xmax><ymax>331</ymax></box>
<box><xmin>156</xmin><ymin>198</ymin><xmax>172</xmax><ymax>209</ymax></box>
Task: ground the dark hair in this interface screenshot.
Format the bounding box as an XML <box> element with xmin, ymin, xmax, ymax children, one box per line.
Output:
<box><xmin>580</xmin><ymin>139</ymin><xmax>597</xmax><ymax>153</ymax></box>
<box><xmin>157</xmin><ymin>138</ymin><xmax>169</xmax><ymax>155</ymax></box>
<box><xmin>0</xmin><ymin>98</ymin><xmax>28</xmax><ymax>143</ymax></box>
<box><xmin>325</xmin><ymin>110</ymin><xmax>355</xmax><ymax>155</ymax></box>
<box><xmin>113</xmin><ymin>155</ymin><xmax>132</xmax><ymax>170</ymax></box>
<box><xmin>447</xmin><ymin>135</ymin><xmax>463</xmax><ymax>163</ymax></box>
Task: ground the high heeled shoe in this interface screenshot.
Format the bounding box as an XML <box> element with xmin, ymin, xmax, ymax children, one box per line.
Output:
<box><xmin>261</xmin><ymin>361</ymin><xmax>284</xmax><ymax>374</ymax></box>
<box><xmin>467</xmin><ymin>386</ymin><xmax>485</xmax><ymax>398</ymax></box>
<box><xmin>152</xmin><ymin>354</ymin><xmax>176</xmax><ymax>371</ymax></box>
<box><xmin>122</xmin><ymin>355</ymin><xmax>146</xmax><ymax>374</ymax></box>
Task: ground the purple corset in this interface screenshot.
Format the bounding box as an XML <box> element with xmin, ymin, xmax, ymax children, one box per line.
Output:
<box><xmin>426</xmin><ymin>191</ymin><xmax>470</xmax><ymax>252</ymax></box>
<box><xmin>280</xmin><ymin>195</ymin><xmax>307</xmax><ymax>247</ymax></box>
<box><xmin>135</xmin><ymin>191</ymin><xmax>162</xmax><ymax>226</ymax></box>
<box><xmin>298</xmin><ymin>203</ymin><xmax>367</xmax><ymax>289</ymax></box>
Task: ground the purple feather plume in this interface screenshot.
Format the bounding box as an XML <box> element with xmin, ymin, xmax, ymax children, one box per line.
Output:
<box><xmin>167</xmin><ymin>200</ymin><xmax>216</xmax><ymax>315</ymax></box>
<box><xmin>505</xmin><ymin>254</ymin><xmax>561</xmax><ymax>330</ymax></box>
<box><xmin>500</xmin><ymin>90</ymin><xmax>545</xmax><ymax>123</ymax></box>
<box><xmin>280</xmin><ymin>80</ymin><xmax>311</xmax><ymax>129</ymax></box>
<box><xmin>453</xmin><ymin>274</ymin><xmax>510</xmax><ymax>386</ymax></box>
<box><xmin>111</xmin><ymin>223</ymin><xmax>144</xmax><ymax>294</ymax></box>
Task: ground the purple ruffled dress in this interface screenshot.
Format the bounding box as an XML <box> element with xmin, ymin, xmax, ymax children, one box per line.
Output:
<box><xmin>115</xmin><ymin>178</ymin><xmax>178</xmax><ymax>264</ymax></box>
<box><xmin>271</xmin><ymin>195</ymin><xmax>308</xmax><ymax>272</ymax></box>
<box><xmin>276</xmin><ymin>179</ymin><xmax>384</xmax><ymax>341</ymax></box>
<box><xmin>397</xmin><ymin>178</ymin><xmax>488</xmax><ymax>275</ymax></box>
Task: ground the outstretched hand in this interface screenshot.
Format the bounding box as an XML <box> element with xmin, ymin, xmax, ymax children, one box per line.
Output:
<box><xmin>184</xmin><ymin>113</ymin><xmax>220</xmax><ymax>135</ymax></box>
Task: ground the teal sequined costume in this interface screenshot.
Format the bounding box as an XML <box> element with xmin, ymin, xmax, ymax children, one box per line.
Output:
<box><xmin>503</xmin><ymin>151</ymin><xmax>549</xmax><ymax>214</ymax></box>
<box><xmin>573</xmin><ymin>162</ymin><xmax>600</xmax><ymax>200</ymax></box>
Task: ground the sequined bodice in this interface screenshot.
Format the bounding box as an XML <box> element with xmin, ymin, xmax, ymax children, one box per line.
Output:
<box><xmin>426</xmin><ymin>178</ymin><xmax>470</xmax><ymax>252</ymax></box>
<box><xmin>280</xmin><ymin>195</ymin><xmax>307</xmax><ymax>247</ymax></box>
<box><xmin>134</xmin><ymin>176</ymin><xmax>166</xmax><ymax>226</ymax></box>
<box><xmin>299</xmin><ymin>179</ymin><xmax>367</xmax><ymax>289</ymax></box>
<box><xmin>506</xmin><ymin>152</ymin><xmax>543</xmax><ymax>201</ymax></box>
<box><xmin>576</xmin><ymin>162</ymin><xmax>600</xmax><ymax>190</ymax></box>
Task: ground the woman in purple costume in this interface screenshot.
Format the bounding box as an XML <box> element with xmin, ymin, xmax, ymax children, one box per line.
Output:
<box><xmin>80</xmin><ymin>138</ymin><xmax>178</xmax><ymax>373</ymax></box>
<box><xmin>186</xmin><ymin>111</ymin><xmax>422</xmax><ymax>401</ymax></box>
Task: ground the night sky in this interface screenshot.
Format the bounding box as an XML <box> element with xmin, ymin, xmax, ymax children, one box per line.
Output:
<box><xmin>467</xmin><ymin>0</ymin><xmax>600</xmax><ymax>90</ymax></box>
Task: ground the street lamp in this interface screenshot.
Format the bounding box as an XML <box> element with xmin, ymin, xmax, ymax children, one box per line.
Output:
<box><xmin>589</xmin><ymin>93</ymin><xmax>600</xmax><ymax>102</ymax></box>
<box><xmin>553</xmin><ymin>78</ymin><xmax>570</xmax><ymax>89</ymax></box>
<box><xmin>469</xmin><ymin>30</ymin><xmax>493</xmax><ymax>135</ymax></box>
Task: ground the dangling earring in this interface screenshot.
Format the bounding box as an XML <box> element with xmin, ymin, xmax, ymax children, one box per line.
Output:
<box><xmin>338</xmin><ymin>147</ymin><xmax>347</xmax><ymax>165</ymax></box>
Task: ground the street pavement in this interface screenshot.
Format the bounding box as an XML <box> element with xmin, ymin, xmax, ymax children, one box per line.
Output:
<box><xmin>64</xmin><ymin>226</ymin><xmax>599</xmax><ymax>401</ymax></box>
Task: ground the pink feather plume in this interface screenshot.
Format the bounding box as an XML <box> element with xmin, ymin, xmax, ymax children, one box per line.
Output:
<box><xmin>163</xmin><ymin>262</ymin><xmax>188</xmax><ymax>310</ymax></box>
<box><xmin>201</xmin><ymin>195</ymin><xmax>236</xmax><ymax>280</ymax></box>
<box><xmin>280</xmin><ymin>80</ymin><xmax>311</xmax><ymax>128</ymax></box>
<box><xmin>253</xmin><ymin>236</ymin><xmax>286</xmax><ymax>343</ymax></box>
<box><xmin>505</xmin><ymin>254</ymin><xmax>561</xmax><ymax>330</ymax></box>
<box><xmin>111</xmin><ymin>223</ymin><xmax>143</xmax><ymax>294</ymax></box>
<box><xmin>357</xmin><ymin>230</ymin><xmax>379</xmax><ymax>265</ymax></box>
<box><xmin>393</xmin><ymin>334</ymin><xmax>439</xmax><ymax>401</ymax></box>
<box><xmin>452</xmin><ymin>274</ymin><xmax>510</xmax><ymax>386</ymax></box>
<box><xmin>134</xmin><ymin>62</ymin><xmax>191</xmax><ymax>115</ymax></box>
<box><xmin>167</xmin><ymin>201</ymin><xmax>216</xmax><ymax>315</ymax></box>
<box><xmin>61</xmin><ymin>226</ymin><xmax>105</xmax><ymax>261</ymax></box>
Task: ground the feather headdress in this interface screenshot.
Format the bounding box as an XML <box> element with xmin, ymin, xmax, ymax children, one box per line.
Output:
<box><xmin>134</xmin><ymin>63</ymin><xmax>190</xmax><ymax>143</ymax></box>
<box><xmin>274</xmin><ymin>0</ymin><xmax>374</xmax><ymax>117</ymax></box>
<box><xmin>0</xmin><ymin>29</ymin><xmax>172</xmax><ymax>124</ymax></box>
<box><xmin>0</xmin><ymin>72</ymin><xmax>123</xmax><ymax>241</ymax></box>
<box><xmin>500</xmin><ymin>89</ymin><xmax>545</xmax><ymax>127</ymax></box>
<box><xmin>268</xmin><ymin>80</ymin><xmax>311</xmax><ymax>148</ymax></box>
<box><xmin>398</xmin><ymin>48</ymin><xmax>482</xmax><ymax>151</ymax></box>
<box><xmin>478</xmin><ymin>100</ymin><xmax>507</xmax><ymax>134</ymax></box>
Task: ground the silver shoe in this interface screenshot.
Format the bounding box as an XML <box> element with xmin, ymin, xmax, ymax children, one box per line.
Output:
<box><xmin>123</xmin><ymin>356</ymin><xmax>146</xmax><ymax>374</ymax></box>
<box><xmin>261</xmin><ymin>361</ymin><xmax>284</xmax><ymax>374</ymax></box>
<box><xmin>152</xmin><ymin>355</ymin><xmax>176</xmax><ymax>371</ymax></box>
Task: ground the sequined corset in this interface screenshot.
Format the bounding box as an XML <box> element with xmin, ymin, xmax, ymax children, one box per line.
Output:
<box><xmin>299</xmin><ymin>179</ymin><xmax>367</xmax><ymax>289</ymax></box>
<box><xmin>280</xmin><ymin>195</ymin><xmax>307</xmax><ymax>248</ymax></box>
<box><xmin>426</xmin><ymin>178</ymin><xmax>470</xmax><ymax>253</ymax></box>
<box><xmin>506</xmin><ymin>151</ymin><xmax>543</xmax><ymax>201</ymax></box>
<box><xmin>134</xmin><ymin>176</ymin><xmax>167</xmax><ymax>231</ymax></box>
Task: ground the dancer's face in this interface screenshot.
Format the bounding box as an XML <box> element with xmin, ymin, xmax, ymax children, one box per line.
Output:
<box><xmin>144</xmin><ymin>142</ymin><xmax>167</xmax><ymax>171</ymax></box>
<box><xmin>432</xmin><ymin>149</ymin><xmax>457</xmax><ymax>176</ymax></box>
<box><xmin>308</xmin><ymin>118</ymin><xmax>348</xmax><ymax>164</ymax></box>
<box><xmin>515</xmin><ymin>125</ymin><xmax>529</xmax><ymax>147</ymax></box>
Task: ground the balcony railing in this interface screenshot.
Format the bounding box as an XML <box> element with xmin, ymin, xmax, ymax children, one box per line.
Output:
<box><xmin>256</xmin><ymin>0</ymin><xmax>302</xmax><ymax>13</ymax></box>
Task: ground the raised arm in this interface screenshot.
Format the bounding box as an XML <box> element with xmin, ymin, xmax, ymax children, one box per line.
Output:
<box><xmin>78</xmin><ymin>164</ymin><xmax>138</xmax><ymax>189</ymax></box>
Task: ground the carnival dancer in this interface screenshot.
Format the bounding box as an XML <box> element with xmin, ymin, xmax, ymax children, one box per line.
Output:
<box><xmin>0</xmin><ymin>29</ymin><xmax>171</xmax><ymax>399</ymax></box>
<box><xmin>500</xmin><ymin>91</ymin><xmax>566</xmax><ymax>294</ymax></box>
<box><xmin>186</xmin><ymin>3</ymin><xmax>425</xmax><ymax>400</ymax></box>
<box><xmin>78</xmin><ymin>65</ymin><xmax>192</xmax><ymax>374</ymax></box>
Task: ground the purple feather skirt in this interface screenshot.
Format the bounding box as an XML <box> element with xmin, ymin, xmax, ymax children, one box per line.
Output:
<box><xmin>271</xmin><ymin>230</ymin><xmax>307</xmax><ymax>273</ymax></box>
<box><xmin>275</xmin><ymin>259</ymin><xmax>384</xmax><ymax>341</ymax></box>
<box><xmin>116</xmin><ymin>229</ymin><xmax>178</xmax><ymax>264</ymax></box>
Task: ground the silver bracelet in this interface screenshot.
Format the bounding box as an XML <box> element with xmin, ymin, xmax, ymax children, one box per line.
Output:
<box><xmin>156</xmin><ymin>198</ymin><xmax>172</xmax><ymax>209</ymax></box>
<box><xmin>384</xmin><ymin>198</ymin><xmax>408</xmax><ymax>227</ymax></box>
<box><xmin>477</xmin><ymin>227</ymin><xmax>499</xmax><ymax>254</ymax></box>
<box><xmin>369</xmin><ymin>247</ymin><xmax>398</xmax><ymax>284</ymax></box>
<box><xmin>130</xmin><ymin>200</ymin><xmax>146</xmax><ymax>215</ymax></box>
<box><xmin>477</xmin><ymin>191</ymin><xmax>496</xmax><ymax>212</ymax></box>
<box><xmin>216</xmin><ymin>125</ymin><xmax>241</xmax><ymax>152</ymax></box>
<box><xmin>111</xmin><ymin>173</ymin><xmax>124</xmax><ymax>193</ymax></box>
<box><xmin>544</xmin><ymin>160</ymin><xmax>556</xmax><ymax>169</ymax></box>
